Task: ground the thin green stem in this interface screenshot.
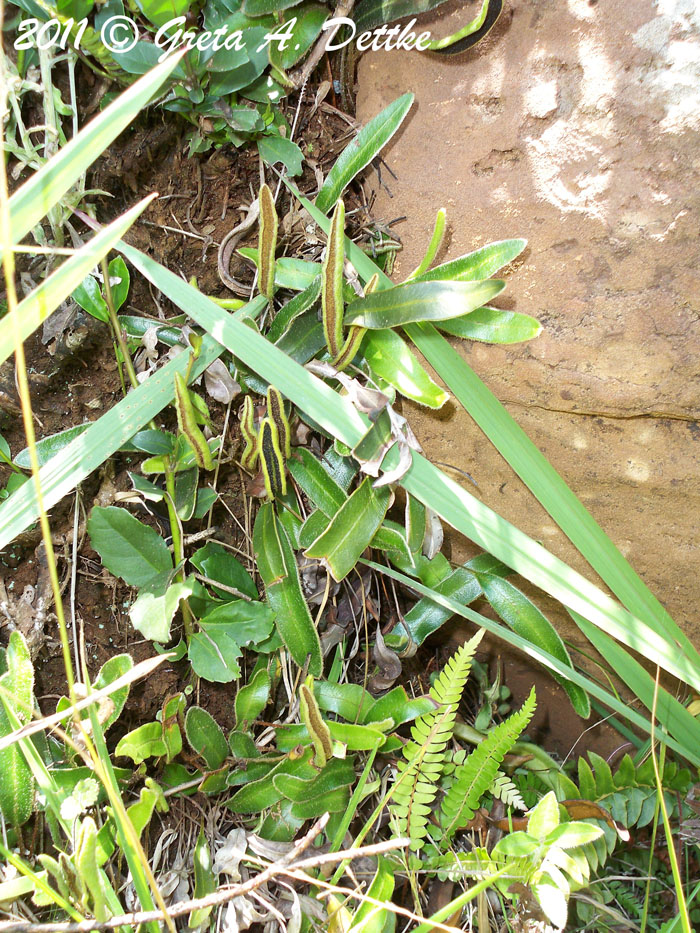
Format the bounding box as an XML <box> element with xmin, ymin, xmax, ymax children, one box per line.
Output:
<box><xmin>101</xmin><ymin>256</ymin><xmax>140</xmax><ymax>391</ymax></box>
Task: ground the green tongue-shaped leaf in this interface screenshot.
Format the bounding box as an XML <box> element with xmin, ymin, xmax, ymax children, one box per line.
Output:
<box><xmin>344</xmin><ymin>279</ymin><xmax>505</xmax><ymax>329</ymax></box>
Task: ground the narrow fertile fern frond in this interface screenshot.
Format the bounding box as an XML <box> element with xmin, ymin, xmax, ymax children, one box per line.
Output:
<box><xmin>439</xmin><ymin>686</ymin><xmax>536</xmax><ymax>843</ymax></box>
<box><xmin>491</xmin><ymin>770</ymin><xmax>526</xmax><ymax>812</ymax></box>
<box><xmin>390</xmin><ymin>632</ymin><xmax>483</xmax><ymax>850</ymax></box>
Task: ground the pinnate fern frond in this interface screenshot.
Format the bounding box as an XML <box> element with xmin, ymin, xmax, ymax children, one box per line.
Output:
<box><xmin>491</xmin><ymin>770</ymin><xmax>526</xmax><ymax>812</ymax></box>
<box><xmin>439</xmin><ymin>686</ymin><xmax>536</xmax><ymax>843</ymax></box>
<box><xmin>390</xmin><ymin>631</ymin><xmax>483</xmax><ymax>851</ymax></box>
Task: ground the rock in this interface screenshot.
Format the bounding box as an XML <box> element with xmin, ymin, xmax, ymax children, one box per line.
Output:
<box><xmin>356</xmin><ymin>0</ymin><xmax>700</xmax><ymax>748</ymax></box>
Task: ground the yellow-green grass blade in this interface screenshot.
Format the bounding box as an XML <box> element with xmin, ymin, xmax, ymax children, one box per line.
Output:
<box><xmin>0</xmin><ymin>195</ymin><xmax>154</xmax><ymax>367</ymax></box>
<box><xmin>119</xmin><ymin>239</ymin><xmax>700</xmax><ymax>700</ymax></box>
<box><xmin>363</xmin><ymin>558</ymin><xmax>700</xmax><ymax>767</ymax></box>
<box><xmin>279</xmin><ymin>175</ymin><xmax>700</xmax><ymax>684</ymax></box>
<box><xmin>6</xmin><ymin>52</ymin><xmax>183</xmax><ymax>247</ymax></box>
<box><xmin>0</xmin><ymin>298</ymin><xmax>264</xmax><ymax>550</ymax></box>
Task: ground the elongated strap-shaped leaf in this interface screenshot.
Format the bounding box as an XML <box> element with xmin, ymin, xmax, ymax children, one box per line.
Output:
<box><xmin>258</xmin><ymin>417</ymin><xmax>287</xmax><ymax>499</ymax></box>
<box><xmin>0</xmin><ymin>297</ymin><xmax>266</xmax><ymax>551</ymax></box>
<box><xmin>266</xmin><ymin>386</ymin><xmax>290</xmax><ymax>458</ymax></box>
<box><xmin>361</xmin><ymin>328</ymin><xmax>448</xmax><ymax>408</ymax></box>
<box><xmin>412</xmin><ymin>238</ymin><xmax>527</xmax><ymax>284</ymax></box>
<box><xmin>254</xmin><ymin>503</ymin><xmax>322</xmax><ymax>675</ymax></box>
<box><xmin>7</xmin><ymin>53</ymin><xmax>184</xmax><ymax>246</ymax></box>
<box><xmin>477</xmin><ymin>573</ymin><xmax>589</xmax><ymax>718</ymax></box>
<box><xmin>315</xmin><ymin>93</ymin><xmax>414</xmax><ymax>214</ymax></box>
<box><xmin>0</xmin><ymin>196</ymin><xmax>154</xmax><ymax>367</ymax></box>
<box><xmin>304</xmin><ymin>478</ymin><xmax>390</xmax><ymax>582</ymax></box>
<box><xmin>287</xmin><ymin>448</ymin><xmax>347</xmax><ymax>517</ymax></box>
<box><xmin>407</xmin><ymin>208</ymin><xmax>446</xmax><ymax>280</ymax></box>
<box><xmin>258</xmin><ymin>184</ymin><xmax>278</xmax><ymax>300</ymax></box>
<box><xmin>321</xmin><ymin>199</ymin><xmax>346</xmax><ymax>357</ymax></box>
<box><xmin>344</xmin><ymin>279</ymin><xmax>505</xmax><ymax>329</ymax></box>
<box><xmin>174</xmin><ymin>372</ymin><xmax>214</xmax><ymax>470</ymax></box>
<box><xmin>278</xmin><ymin>176</ymin><xmax>700</xmax><ymax>698</ymax></box>
<box><xmin>438</xmin><ymin>306</ymin><xmax>541</xmax><ymax>344</ymax></box>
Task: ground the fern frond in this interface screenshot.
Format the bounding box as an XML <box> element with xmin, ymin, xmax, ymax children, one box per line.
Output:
<box><xmin>491</xmin><ymin>770</ymin><xmax>526</xmax><ymax>812</ymax></box>
<box><xmin>439</xmin><ymin>686</ymin><xmax>536</xmax><ymax>843</ymax></box>
<box><xmin>390</xmin><ymin>632</ymin><xmax>483</xmax><ymax>850</ymax></box>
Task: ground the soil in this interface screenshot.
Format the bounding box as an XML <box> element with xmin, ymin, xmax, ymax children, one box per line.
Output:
<box><xmin>1</xmin><ymin>51</ymin><xmax>624</xmax><ymax>779</ymax></box>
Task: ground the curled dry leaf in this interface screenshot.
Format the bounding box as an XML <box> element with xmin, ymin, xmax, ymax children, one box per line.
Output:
<box><xmin>213</xmin><ymin>827</ymin><xmax>248</xmax><ymax>880</ymax></box>
<box><xmin>368</xmin><ymin>623</ymin><xmax>402</xmax><ymax>692</ymax></box>
<box><xmin>204</xmin><ymin>357</ymin><xmax>240</xmax><ymax>403</ymax></box>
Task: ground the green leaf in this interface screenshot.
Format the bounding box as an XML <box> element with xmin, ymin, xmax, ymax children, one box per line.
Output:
<box><xmin>174</xmin><ymin>466</ymin><xmax>198</xmax><ymax>521</ymax></box>
<box><xmin>304</xmin><ymin>478</ymin><xmax>391</xmax><ymax>582</ymax></box>
<box><xmin>185</xmin><ymin>707</ymin><xmax>229</xmax><ymax>770</ymax></box>
<box><xmin>189</xmin><ymin>601</ymin><xmax>275</xmax><ymax>683</ymax></box>
<box><xmin>257</xmin><ymin>136</ymin><xmax>304</xmax><ymax>177</ymax></box>
<box><xmin>189</xmin><ymin>828</ymin><xmax>215</xmax><ymax>929</ymax></box>
<box><xmin>268</xmin><ymin>2</ymin><xmax>328</xmax><ymax>68</ymax></box>
<box><xmin>492</xmin><ymin>830</ymin><xmax>539</xmax><ymax>858</ymax></box>
<box><xmin>0</xmin><ymin>633</ymin><xmax>35</xmax><ymax>826</ymax></box>
<box><xmin>371</xmin><ymin>521</ymin><xmax>414</xmax><ymax>568</ymax></box>
<box><xmin>287</xmin><ymin>448</ymin><xmax>347</xmax><ymax>517</ymax></box>
<box><xmin>348</xmin><ymin>856</ymin><xmax>394</xmax><ymax>933</ymax></box>
<box><xmin>115</xmin><ymin>722</ymin><xmax>167</xmax><ymax>764</ymax></box>
<box><xmin>88</xmin><ymin>506</ymin><xmax>173</xmax><ymax>589</ymax></box>
<box><xmin>345</xmin><ymin>280</ymin><xmax>505</xmax><ymax>329</ymax></box>
<box><xmin>235</xmin><ymin>668</ymin><xmax>271</xmax><ymax>728</ymax></box>
<box><xmin>93</xmin><ymin>654</ymin><xmax>133</xmax><ymax>732</ymax></box>
<box><xmin>108</xmin><ymin>256</ymin><xmax>130</xmax><ymax>311</ymax></box>
<box><xmin>273</xmin><ymin>757</ymin><xmax>355</xmax><ymax>803</ymax></box>
<box><xmin>254</xmin><ymin>503</ymin><xmax>322</xmax><ymax>676</ymax></box>
<box><xmin>129</xmin><ymin>578</ymin><xmax>195</xmax><ymax>643</ymax></box>
<box><xmin>361</xmin><ymin>328</ymin><xmax>448</xmax><ymax>408</ymax></box>
<box><xmin>190</xmin><ymin>542</ymin><xmax>258</xmax><ymax>601</ymax></box>
<box><xmin>14</xmin><ymin>424</ymin><xmax>90</xmax><ymax>469</ymax></box>
<box><xmin>527</xmin><ymin>791</ymin><xmax>561</xmax><ymax>840</ymax></box>
<box><xmin>388</xmin><ymin>566</ymin><xmax>481</xmax><ymax>648</ymax></box>
<box><xmin>226</xmin><ymin>748</ymin><xmax>316</xmax><ymax>813</ymax></box>
<box><xmin>411</xmin><ymin>239</ymin><xmax>527</xmax><ymax>284</ymax></box>
<box><xmin>477</xmin><ymin>573</ymin><xmax>590</xmax><ymax>718</ymax></box>
<box><xmin>438</xmin><ymin>307</ymin><xmax>541</xmax><ymax>344</ymax></box>
<box><xmin>316</xmin><ymin>93</ymin><xmax>414</xmax><ymax>214</ymax></box>
<box><xmin>548</xmin><ymin>822</ymin><xmax>604</xmax><ymax>849</ymax></box>
<box><xmin>72</xmin><ymin>275</ymin><xmax>109</xmax><ymax>323</ymax></box>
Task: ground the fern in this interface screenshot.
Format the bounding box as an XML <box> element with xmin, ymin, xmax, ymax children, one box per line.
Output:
<box><xmin>491</xmin><ymin>770</ymin><xmax>527</xmax><ymax>812</ymax></box>
<box><xmin>390</xmin><ymin>632</ymin><xmax>483</xmax><ymax>850</ymax></box>
<box><xmin>439</xmin><ymin>687</ymin><xmax>536</xmax><ymax>843</ymax></box>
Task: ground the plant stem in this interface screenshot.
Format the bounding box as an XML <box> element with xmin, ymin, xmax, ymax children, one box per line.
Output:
<box><xmin>163</xmin><ymin>462</ymin><xmax>193</xmax><ymax>639</ymax></box>
<box><xmin>101</xmin><ymin>257</ymin><xmax>140</xmax><ymax>391</ymax></box>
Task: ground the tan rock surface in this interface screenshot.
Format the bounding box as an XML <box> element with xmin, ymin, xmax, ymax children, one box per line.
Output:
<box><xmin>356</xmin><ymin>0</ymin><xmax>700</xmax><ymax>744</ymax></box>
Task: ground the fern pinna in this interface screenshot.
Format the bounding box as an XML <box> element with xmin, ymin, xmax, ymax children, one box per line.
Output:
<box><xmin>390</xmin><ymin>633</ymin><xmax>536</xmax><ymax>851</ymax></box>
<box><xmin>439</xmin><ymin>686</ymin><xmax>536</xmax><ymax>843</ymax></box>
<box><xmin>391</xmin><ymin>632</ymin><xmax>483</xmax><ymax>850</ymax></box>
